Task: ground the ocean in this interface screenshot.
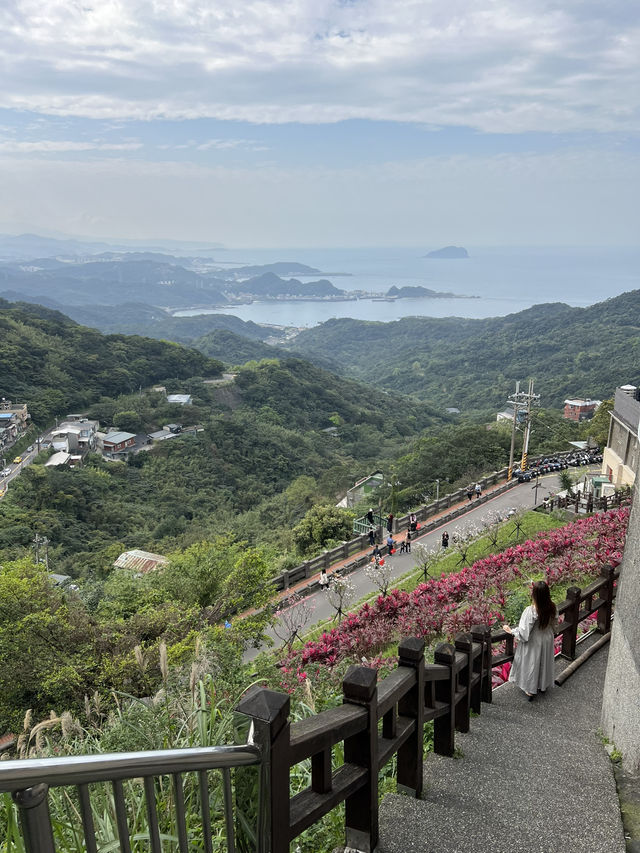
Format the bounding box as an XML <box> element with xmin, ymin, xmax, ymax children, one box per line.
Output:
<box><xmin>174</xmin><ymin>246</ymin><xmax>640</xmax><ymax>327</ymax></box>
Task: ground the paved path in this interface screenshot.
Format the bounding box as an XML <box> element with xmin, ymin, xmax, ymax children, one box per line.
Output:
<box><xmin>377</xmin><ymin>639</ymin><xmax>625</xmax><ymax>853</ymax></box>
<box><xmin>245</xmin><ymin>470</ymin><xmax>580</xmax><ymax>661</ymax></box>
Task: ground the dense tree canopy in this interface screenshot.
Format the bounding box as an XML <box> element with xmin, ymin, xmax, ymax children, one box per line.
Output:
<box><xmin>0</xmin><ymin>300</ymin><xmax>223</xmax><ymax>422</ymax></box>
<box><xmin>288</xmin><ymin>290</ymin><xmax>640</xmax><ymax>413</ymax></box>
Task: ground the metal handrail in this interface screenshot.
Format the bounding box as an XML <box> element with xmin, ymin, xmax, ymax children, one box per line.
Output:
<box><xmin>1</xmin><ymin>744</ymin><xmax>263</xmax><ymax>853</ymax></box>
<box><xmin>0</xmin><ymin>744</ymin><xmax>261</xmax><ymax>791</ymax></box>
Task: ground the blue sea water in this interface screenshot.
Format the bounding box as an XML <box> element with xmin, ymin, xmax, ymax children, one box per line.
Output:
<box><xmin>176</xmin><ymin>246</ymin><xmax>640</xmax><ymax>327</ymax></box>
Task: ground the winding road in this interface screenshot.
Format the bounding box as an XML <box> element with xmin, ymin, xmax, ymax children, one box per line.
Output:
<box><xmin>246</xmin><ymin>466</ymin><xmax>600</xmax><ymax>662</ymax></box>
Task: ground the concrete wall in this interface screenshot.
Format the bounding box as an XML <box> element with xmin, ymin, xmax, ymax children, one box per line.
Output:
<box><xmin>601</xmin><ymin>457</ymin><xmax>640</xmax><ymax>772</ymax></box>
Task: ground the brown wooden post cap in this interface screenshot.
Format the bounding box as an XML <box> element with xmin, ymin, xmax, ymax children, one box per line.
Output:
<box><xmin>434</xmin><ymin>642</ymin><xmax>456</xmax><ymax>664</ymax></box>
<box><xmin>343</xmin><ymin>665</ymin><xmax>377</xmax><ymax>703</ymax></box>
<box><xmin>398</xmin><ymin>637</ymin><xmax>425</xmax><ymax>663</ymax></box>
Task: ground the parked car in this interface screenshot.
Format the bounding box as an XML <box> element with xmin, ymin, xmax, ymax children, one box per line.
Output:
<box><xmin>13</xmin><ymin>456</ymin><xmax>22</xmax><ymax>464</ymax></box>
<box><xmin>26</xmin><ymin>445</ymin><xmax>34</xmax><ymax>452</ymax></box>
<box><xmin>1</xmin><ymin>467</ymin><xmax>11</xmax><ymax>476</ymax></box>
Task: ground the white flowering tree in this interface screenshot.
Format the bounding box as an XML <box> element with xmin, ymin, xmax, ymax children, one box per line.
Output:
<box><xmin>273</xmin><ymin>591</ymin><xmax>316</xmax><ymax>652</ymax></box>
<box><xmin>325</xmin><ymin>575</ymin><xmax>355</xmax><ymax>623</ymax></box>
<box><xmin>364</xmin><ymin>558</ymin><xmax>394</xmax><ymax>597</ymax></box>
<box><xmin>413</xmin><ymin>542</ymin><xmax>441</xmax><ymax>584</ymax></box>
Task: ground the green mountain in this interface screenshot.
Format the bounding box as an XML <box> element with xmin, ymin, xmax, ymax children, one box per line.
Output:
<box><xmin>0</xmin><ymin>295</ymin><xmax>271</xmax><ymax>344</ymax></box>
<box><xmin>229</xmin><ymin>272</ymin><xmax>342</xmax><ymax>298</ymax></box>
<box><xmin>288</xmin><ymin>290</ymin><xmax>640</xmax><ymax>412</ymax></box>
<box><xmin>0</xmin><ymin>259</ymin><xmax>229</xmax><ymax>307</ymax></box>
<box><xmin>194</xmin><ymin>329</ymin><xmax>287</xmax><ymax>363</ymax></box>
<box><xmin>0</xmin><ymin>299</ymin><xmax>223</xmax><ymax>422</ymax></box>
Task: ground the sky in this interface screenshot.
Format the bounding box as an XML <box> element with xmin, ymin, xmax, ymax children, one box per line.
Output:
<box><xmin>0</xmin><ymin>0</ymin><xmax>638</xmax><ymax>247</ymax></box>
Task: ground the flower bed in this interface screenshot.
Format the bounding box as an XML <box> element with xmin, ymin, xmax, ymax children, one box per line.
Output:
<box><xmin>279</xmin><ymin>509</ymin><xmax>628</xmax><ymax>692</ymax></box>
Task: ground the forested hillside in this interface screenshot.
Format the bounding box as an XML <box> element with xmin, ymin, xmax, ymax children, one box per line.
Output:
<box><xmin>194</xmin><ymin>329</ymin><xmax>289</xmax><ymax>363</ymax></box>
<box><xmin>288</xmin><ymin>290</ymin><xmax>640</xmax><ymax>412</ymax></box>
<box><xmin>0</xmin><ymin>300</ymin><xmax>223</xmax><ymax>421</ymax></box>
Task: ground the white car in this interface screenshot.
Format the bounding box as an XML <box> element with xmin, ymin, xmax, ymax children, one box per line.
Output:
<box><xmin>1</xmin><ymin>467</ymin><xmax>11</xmax><ymax>476</ymax></box>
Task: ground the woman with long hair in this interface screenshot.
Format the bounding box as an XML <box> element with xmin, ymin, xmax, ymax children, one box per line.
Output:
<box><xmin>503</xmin><ymin>580</ymin><xmax>557</xmax><ymax>701</ymax></box>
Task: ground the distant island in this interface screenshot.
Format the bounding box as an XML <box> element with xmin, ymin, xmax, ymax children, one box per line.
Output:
<box><xmin>225</xmin><ymin>262</ymin><xmax>323</xmax><ymax>278</ymax></box>
<box><xmin>424</xmin><ymin>246</ymin><xmax>469</xmax><ymax>259</ymax></box>
<box><xmin>385</xmin><ymin>285</ymin><xmax>475</xmax><ymax>299</ymax></box>
<box><xmin>230</xmin><ymin>272</ymin><xmax>342</xmax><ymax>299</ymax></box>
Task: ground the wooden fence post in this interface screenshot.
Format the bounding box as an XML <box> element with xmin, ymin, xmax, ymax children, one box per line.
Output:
<box><xmin>597</xmin><ymin>565</ymin><xmax>615</xmax><ymax>634</ymax></box>
<box><xmin>396</xmin><ymin>637</ymin><xmax>425</xmax><ymax>798</ymax></box>
<box><xmin>433</xmin><ymin>642</ymin><xmax>456</xmax><ymax>757</ymax></box>
<box><xmin>454</xmin><ymin>633</ymin><xmax>472</xmax><ymax>733</ymax></box>
<box><xmin>235</xmin><ymin>686</ymin><xmax>291</xmax><ymax>853</ymax></box>
<box><xmin>471</xmin><ymin>624</ymin><xmax>492</xmax><ymax>705</ymax></box>
<box><xmin>561</xmin><ymin>587</ymin><xmax>582</xmax><ymax>660</ymax></box>
<box><xmin>343</xmin><ymin>665</ymin><xmax>379</xmax><ymax>853</ymax></box>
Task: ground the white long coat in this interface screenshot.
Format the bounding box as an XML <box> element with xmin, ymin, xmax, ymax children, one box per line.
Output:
<box><xmin>508</xmin><ymin>605</ymin><xmax>556</xmax><ymax>694</ymax></box>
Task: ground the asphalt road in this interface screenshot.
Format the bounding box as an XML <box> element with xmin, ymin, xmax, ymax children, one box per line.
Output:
<box><xmin>246</xmin><ymin>466</ymin><xmax>600</xmax><ymax>662</ymax></box>
<box><xmin>0</xmin><ymin>428</ymin><xmax>55</xmax><ymax>497</ymax></box>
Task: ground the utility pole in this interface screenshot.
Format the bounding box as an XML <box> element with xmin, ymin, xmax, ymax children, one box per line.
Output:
<box><xmin>520</xmin><ymin>379</ymin><xmax>540</xmax><ymax>471</ymax></box>
<box><xmin>507</xmin><ymin>381</ymin><xmax>521</xmax><ymax>481</ymax></box>
<box><xmin>506</xmin><ymin>380</ymin><xmax>539</xmax><ymax>478</ymax></box>
<box><xmin>33</xmin><ymin>533</ymin><xmax>50</xmax><ymax>569</ymax></box>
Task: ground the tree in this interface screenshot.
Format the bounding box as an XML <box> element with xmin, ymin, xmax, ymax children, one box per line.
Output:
<box><xmin>364</xmin><ymin>558</ymin><xmax>394</xmax><ymax>597</ymax></box>
<box><xmin>582</xmin><ymin>398</ymin><xmax>613</xmax><ymax>449</ymax></box>
<box><xmin>292</xmin><ymin>504</ymin><xmax>356</xmax><ymax>554</ymax></box>
<box><xmin>325</xmin><ymin>575</ymin><xmax>355</xmax><ymax>624</ymax></box>
<box><xmin>272</xmin><ymin>591</ymin><xmax>315</xmax><ymax>651</ymax></box>
<box><xmin>0</xmin><ymin>558</ymin><xmax>94</xmax><ymax>731</ymax></box>
<box><xmin>113</xmin><ymin>410</ymin><xmax>143</xmax><ymax>433</ymax></box>
<box><xmin>149</xmin><ymin>538</ymin><xmax>273</xmax><ymax>644</ymax></box>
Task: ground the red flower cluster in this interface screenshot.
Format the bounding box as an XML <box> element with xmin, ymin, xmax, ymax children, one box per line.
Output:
<box><xmin>279</xmin><ymin>509</ymin><xmax>628</xmax><ymax>690</ymax></box>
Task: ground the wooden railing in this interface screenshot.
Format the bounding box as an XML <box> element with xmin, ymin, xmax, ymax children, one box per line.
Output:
<box><xmin>546</xmin><ymin>490</ymin><xmax>628</xmax><ymax>515</ymax></box>
<box><xmin>235</xmin><ymin>563</ymin><xmax>618</xmax><ymax>852</ymax></box>
<box><xmin>2</xmin><ymin>566</ymin><xmax>618</xmax><ymax>853</ymax></box>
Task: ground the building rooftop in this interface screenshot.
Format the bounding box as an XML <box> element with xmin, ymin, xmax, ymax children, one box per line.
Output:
<box><xmin>113</xmin><ymin>549</ymin><xmax>169</xmax><ymax>574</ymax></box>
<box><xmin>45</xmin><ymin>451</ymin><xmax>71</xmax><ymax>467</ymax></box>
<box><xmin>102</xmin><ymin>431</ymin><xmax>136</xmax><ymax>444</ymax></box>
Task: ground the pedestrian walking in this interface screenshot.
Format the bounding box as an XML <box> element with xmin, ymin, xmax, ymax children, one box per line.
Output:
<box><xmin>409</xmin><ymin>512</ymin><xmax>417</xmax><ymax>532</ymax></box>
<box><xmin>366</xmin><ymin>508</ymin><xmax>375</xmax><ymax>525</ymax></box>
<box><xmin>474</xmin><ymin>483</ymin><xmax>482</xmax><ymax>499</ymax></box>
<box><xmin>386</xmin><ymin>533</ymin><xmax>395</xmax><ymax>552</ymax></box>
<box><xmin>319</xmin><ymin>568</ymin><xmax>329</xmax><ymax>590</ymax></box>
<box><xmin>503</xmin><ymin>580</ymin><xmax>557</xmax><ymax>701</ymax></box>
<box><xmin>404</xmin><ymin>528</ymin><xmax>411</xmax><ymax>554</ymax></box>
<box><xmin>441</xmin><ymin>530</ymin><xmax>449</xmax><ymax>549</ymax></box>
<box><xmin>466</xmin><ymin>486</ymin><xmax>473</xmax><ymax>501</ymax></box>
<box><xmin>368</xmin><ymin>526</ymin><xmax>376</xmax><ymax>546</ymax></box>
<box><xmin>386</xmin><ymin>513</ymin><xmax>394</xmax><ymax>534</ymax></box>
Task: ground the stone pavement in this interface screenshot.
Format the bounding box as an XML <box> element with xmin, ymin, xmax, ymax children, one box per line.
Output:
<box><xmin>378</xmin><ymin>639</ymin><xmax>625</xmax><ymax>853</ymax></box>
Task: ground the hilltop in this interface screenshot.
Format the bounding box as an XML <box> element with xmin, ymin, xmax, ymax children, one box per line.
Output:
<box><xmin>287</xmin><ymin>290</ymin><xmax>640</xmax><ymax>412</ymax></box>
<box><xmin>0</xmin><ymin>299</ymin><xmax>222</xmax><ymax>421</ymax></box>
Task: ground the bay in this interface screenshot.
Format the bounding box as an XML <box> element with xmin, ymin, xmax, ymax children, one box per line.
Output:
<box><xmin>175</xmin><ymin>246</ymin><xmax>640</xmax><ymax>326</ymax></box>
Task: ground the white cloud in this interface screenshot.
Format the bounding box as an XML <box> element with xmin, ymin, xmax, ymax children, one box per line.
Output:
<box><xmin>1</xmin><ymin>0</ymin><xmax>638</xmax><ymax>132</ymax></box>
<box><xmin>0</xmin><ymin>139</ymin><xmax>143</xmax><ymax>152</ymax></box>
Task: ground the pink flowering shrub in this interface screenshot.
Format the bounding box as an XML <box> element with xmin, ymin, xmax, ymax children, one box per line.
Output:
<box><xmin>278</xmin><ymin>509</ymin><xmax>628</xmax><ymax>693</ymax></box>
